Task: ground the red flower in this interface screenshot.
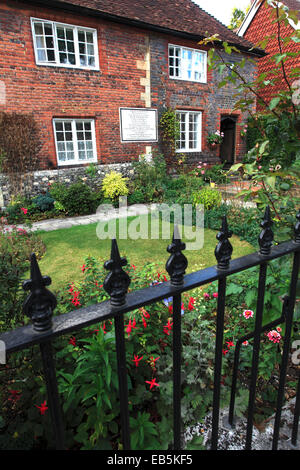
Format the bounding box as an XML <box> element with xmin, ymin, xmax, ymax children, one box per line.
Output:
<box><xmin>168</xmin><ymin>305</ymin><xmax>173</xmax><ymax>315</ymax></box>
<box><xmin>203</xmin><ymin>293</ymin><xmax>210</xmax><ymax>300</ymax></box>
<box><xmin>226</xmin><ymin>340</ymin><xmax>234</xmax><ymax>349</ymax></box>
<box><xmin>163</xmin><ymin>319</ymin><xmax>173</xmax><ymax>335</ymax></box>
<box><xmin>132</xmin><ymin>354</ymin><xmax>143</xmax><ymax>367</ymax></box>
<box><xmin>21</xmin><ymin>207</ymin><xmax>28</xmax><ymax>215</ymax></box>
<box><xmin>213</xmin><ymin>292</ymin><xmax>218</xmax><ymax>298</ymax></box>
<box><xmin>8</xmin><ymin>389</ymin><xmax>21</xmax><ymax>403</ymax></box>
<box><xmin>142</xmin><ymin>317</ymin><xmax>147</xmax><ymax>328</ymax></box>
<box><xmin>68</xmin><ymin>336</ymin><xmax>76</xmax><ymax>346</ymax></box>
<box><xmin>68</xmin><ymin>283</ymin><xmax>75</xmax><ymax>293</ymax></box>
<box><xmin>131</xmin><ymin>264</ymin><xmax>136</xmax><ymax>270</ymax></box>
<box><xmin>35</xmin><ymin>400</ymin><xmax>48</xmax><ymax>415</ymax></box>
<box><xmin>222</xmin><ymin>349</ymin><xmax>229</xmax><ymax>356</ymax></box>
<box><xmin>148</xmin><ymin>356</ymin><xmax>160</xmax><ymax>369</ymax></box>
<box><xmin>145</xmin><ymin>378</ymin><xmax>160</xmax><ymax>390</ymax></box>
<box><xmin>71</xmin><ymin>291</ymin><xmax>81</xmax><ymax>306</ymax></box>
<box><xmin>71</xmin><ymin>297</ymin><xmax>81</xmax><ymax>307</ymax></box>
<box><xmin>188</xmin><ymin>297</ymin><xmax>195</xmax><ymax>310</ymax></box>
<box><xmin>126</xmin><ymin>317</ymin><xmax>137</xmax><ymax>337</ymax></box>
<box><xmin>101</xmin><ymin>323</ymin><xmax>107</xmax><ymax>334</ymax></box>
<box><xmin>81</xmin><ymin>264</ymin><xmax>86</xmax><ymax>273</ymax></box>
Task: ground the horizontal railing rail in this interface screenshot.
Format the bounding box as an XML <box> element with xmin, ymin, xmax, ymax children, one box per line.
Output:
<box><xmin>0</xmin><ymin>206</ymin><xmax>299</xmax><ymax>451</ymax></box>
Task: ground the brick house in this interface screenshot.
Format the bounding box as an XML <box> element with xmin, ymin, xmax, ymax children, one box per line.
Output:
<box><xmin>238</xmin><ymin>0</ymin><xmax>300</xmax><ymax>111</ymax></box>
<box><xmin>0</xmin><ymin>0</ymin><xmax>264</xmax><ymax>203</ymax></box>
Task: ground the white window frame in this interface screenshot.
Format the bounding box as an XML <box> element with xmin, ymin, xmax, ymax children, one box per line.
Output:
<box><xmin>175</xmin><ymin>110</ymin><xmax>202</xmax><ymax>153</ymax></box>
<box><xmin>169</xmin><ymin>44</ymin><xmax>207</xmax><ymax>83</ymax></box>
<box><xmin>31</xmin><ymin>17</ymin><xmax>99</xmax><ymax>70</ymax></box>
<box><xmin>53</xmin><ymin>118</ymin><xmax>98</xmax><ymax>166</ymax></box>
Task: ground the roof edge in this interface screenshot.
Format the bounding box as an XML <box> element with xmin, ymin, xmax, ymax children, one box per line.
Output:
<box><xmin>238</xmin><ymin>0</ymin><xmax>299</xmax><ymax>36</ymax></box>
<box><xmin>19</xmin><ymin>0</ymin><xmax>266</xmax><ymax>56</ymax></box>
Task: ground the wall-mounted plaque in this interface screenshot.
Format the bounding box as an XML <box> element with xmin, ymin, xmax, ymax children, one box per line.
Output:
<box><xmin>119</xmin><ymin>107</ymin><xmax>158</xmax><ymax>143</ymax></box>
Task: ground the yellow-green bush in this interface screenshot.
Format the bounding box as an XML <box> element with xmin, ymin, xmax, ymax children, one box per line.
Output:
<box><xmin>192</xmin><ymin>187</ymin><xmax>222</xmax><ymax>210</ymax></box>
<box><xmin>101</xmin><ymin>171</ymin><xmax>129</xmax><ymax>202</ymax></box>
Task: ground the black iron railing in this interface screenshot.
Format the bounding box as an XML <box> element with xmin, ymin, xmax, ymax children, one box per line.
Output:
<box><xmin>0</xmin><ymin>206</ymin><xmax>299</xmax><ymax>450</ymax></box>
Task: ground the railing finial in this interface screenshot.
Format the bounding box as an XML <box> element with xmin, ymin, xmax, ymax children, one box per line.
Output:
<box><xmin>295</xmin><ymin>209</ymin><xmax>300</xmax><ymax>244</ymax></box>
<box><xmin>22</xmin><ymin>253</ymin><xmax>57</xmax><ymax>332</ymax></box>
<box><xmin>215</xmin><ymin>215</ymin><xmax>233</xmax><ymax>270</ymax></box>
<box><xmin>259</xmin><ymin>205</ymin><xmax>274</xmax><ymax>255</ymax></box>
<box><xmin>103</xmin><ymin>239</ymin><xmax>131</xmax><ymax>307</ymax></box>
<box><xmin>166</xmin><ymin>225</ymin><xmax>188</xmax><ymax>286</ymax></box>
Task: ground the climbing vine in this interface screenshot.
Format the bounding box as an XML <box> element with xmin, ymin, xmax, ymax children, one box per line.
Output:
<box><xmin>159</xmin><ymin>108</ymin><xmax>180</xmax><ymax>164</ymax></box>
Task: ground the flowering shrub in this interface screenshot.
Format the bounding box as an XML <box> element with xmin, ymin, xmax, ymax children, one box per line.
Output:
<box><xmin>0</xmin><ymin>255</ymin><xmax>296</xmax><ymax>449</ymax></box>
<box><xmin>0</xmin><ymin>216</ymin><xmax>45</xmax><ymax>332</ymax></box>
<box><xmin>207</xmin><ymin>130</ymin><xmax>224</xmax><ymax>146</ymax></box>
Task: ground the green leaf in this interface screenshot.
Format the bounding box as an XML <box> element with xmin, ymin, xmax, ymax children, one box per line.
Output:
<box><xmin>275</xmin><ymin>53</ymin><xmax>287</xmax><ymax>64</ymax></box>
<box><xmin>259</xmin><ymin>140</ymin><xmax>269</xmax><ymax>155</ymax></box>
<box><xmin>269</xmin><ymin>97</ymin><xmax>280</xmax><ymax>110</ymax></box>
<box><xmin>226</xmin><ymin>283</ymin><xmax>243</xmax><ymax>295</ymax></box>
<box><xmin>265</xmin><ymin>176</ymin><xmax>276</xmax><ymax>189</ymax></box>
<box><xmin>229</xmin><ymin>163</ymin><xmax>243</xmax><ymax>173</ymax></box>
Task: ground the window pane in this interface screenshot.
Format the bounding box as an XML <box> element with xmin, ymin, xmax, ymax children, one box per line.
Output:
<box><xmin>67</xmin><ymin>41</ymin><xmax>75</xmax><ymax>53</ymax></box>
<box><xmin>55</xmin><ymin>122</ymin><xmax>63</xmax><ymax>131</ymax></box>
<box><xmin>88</xmin><ymin>56</ymin><xmax>95</xmax><ymax>66</ymax></box>
<box><xmin>76</xmin><ymin>122</ymin><xmax>83</xmax><ymax>130</ymax></box>
<box><xmin>58</xmin><ymin>152</ymin><xmax>66</xmax><ymax>161</ymax></box>
<box><xmin>57</xmin><ymin>28</ymin><xmax>65</xmax><ymax>39</ymax></box>
<box><xmin>58</xmin><ymin>39</ymin><xmax>66</xmax><ymax>52</ymax></box>
<box><xmin>36</xmin><ymin>36</ymin><xmax>45</xmax><ymax>48</ymax></box>
<box><xmin>68</xmin><ymin>54</ymin><xmax>76</xmax><ymax>65</ymax></box>
<box><xmin>47</xmin><ymin>50</ymin><xmax>55</xmax><ymax>62</ymax></box>
<box><xmin>78</xmin><ymin>31</ymin><xmax>85</xmax><ymax>42</ymax></box>
<box><xmin>34</xmin><ymin>23</ymin><xmax>43</xmax><ymax>35</ymax></box>
<box><xmin>86</xmin><ymin>32</ymin><xmax>93</xmax><ymax>43</ymax></box>
<box><xmin>66</xmin><ymin>29</ymin><xmax>73</xmax><ymax>41</ymax></box>
<box><xmin>44</xmin><ymin>24</ymin><xmax>53</xmax><ymax>36</ymax></box>
<box><xmin>37</xmin><ymin>49</ymin><xmax>46</xmax><ymax>61</ymax></box>
<box><xmin>57</xmin><ymin>142</ymin><xmax>65</xmax><ymax>151</ymax></box>
<box><xmin>67</xmin><ymin>152</ymin><xmax>74</xmax><ymax>160</ymax></box>
<box><xmin>66</xmin><ymin>142</ymin><xmax>74</xmax><ymax>151</ymax></box>
<box><xmin>64</xmin><ymin>122</ymin><xmax>72</xmax><ymax>131</ymax></box>
<box><xmin>56</xmin><ymin>132</ymin><xmax>64</xmax><ymax>141</ymax></box>
<box><xmin>46</xmin><ymin>36</ymin><xmax>54</xmax><ymax>48</ymax></box>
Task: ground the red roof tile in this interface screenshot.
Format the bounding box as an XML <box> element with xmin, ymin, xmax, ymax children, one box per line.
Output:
<box><xmin>42</xmin><ymin>0</ymin><xmax>263</xmax><ymax>54</ymax></box>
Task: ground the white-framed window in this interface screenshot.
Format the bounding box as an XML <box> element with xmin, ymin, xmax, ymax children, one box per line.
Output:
<box><xmin>176</xmin><ymin>111</ymin><xmax>202</xmax><ymax>152</ymax></box>
<box><xmin>169</xmin><ymin>44</ymin><xmax>207</xmax><ymax>83</ymax></box>
<box><xmin>31</xmin><ymin>17</ymin><xmax>99</xmax><ymax>70</ymax></box>
<box><xmin>53</xmin><ymin>119</ymin><xmax>97</xmax><ymax>166</ymax></box>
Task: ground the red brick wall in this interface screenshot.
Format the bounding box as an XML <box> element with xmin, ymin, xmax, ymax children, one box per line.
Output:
<box><xmin>244</xmin><ymin>1</ymin><xmax>299</xmax><ymax>111</ymax></box>
<box><xmin>0</xmin><ymin>1</ymin><xmax>149</xmax><ymax>169</ymax></box>
<box><xmin>0</xmin><ymin>1</ymin><xmax>256</xmax><ymax>171</ymax></box>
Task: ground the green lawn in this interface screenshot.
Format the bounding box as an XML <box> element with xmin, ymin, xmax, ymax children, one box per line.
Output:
<box><xmin>37</xmin><ymin>214</ymin><xmax>253</xmax><ymax>291</ymax></box>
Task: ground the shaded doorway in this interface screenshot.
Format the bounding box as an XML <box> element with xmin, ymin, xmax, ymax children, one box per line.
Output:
<box><xmin>220</xmin><ymin>116</ymin><xmax>237</xmax><ymax>168</ymax></box>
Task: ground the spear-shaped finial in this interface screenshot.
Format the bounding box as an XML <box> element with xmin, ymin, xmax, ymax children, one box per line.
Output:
<box><xmin>258</xmin><ymin>205</ymin><xmax>274</xmax><ymax>256</ymax></box>
<box><xmin>22</xmin><ymin>253</ymin><xmax>57</xmax><ymax>332</ymax></box>
<box><xmin>165</xmin><ymin>225</ymin><xmax>188</xmax><ymax>286</ymax></box>
<box><xmin>294</xmin><ymin>209</ymin><xmax>300</xmax><ymax>244</ymax></box>
<box><xmin>103</xmin><ymin>239</ymin><xmax>131</xmax><ymax>307</ymax></box>
<box><xmin>215</xmin><ymin>216</ymin><xmax>233</xmax><ymax>270</ymax></box>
